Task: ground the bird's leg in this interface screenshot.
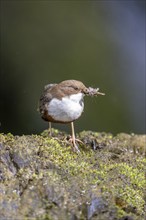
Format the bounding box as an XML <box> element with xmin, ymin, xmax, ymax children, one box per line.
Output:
<box><xmin>48</xmin><ymin>122</ymin><xmax>52</xmax><ymax>136</ymax></box>
<box><xmin>70</xmin><ymin>122</ymin><xmax>80</xmax><ymax>153</ymax></box>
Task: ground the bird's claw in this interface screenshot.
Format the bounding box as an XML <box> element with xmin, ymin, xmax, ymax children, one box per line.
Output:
<box><xmin>67</xmin><ymin>136</ymin><xmax>84</xmax><ymax>153</ymax></box>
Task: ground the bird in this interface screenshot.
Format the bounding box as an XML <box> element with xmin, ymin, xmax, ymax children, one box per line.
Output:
<box><xmin>39</xmin><ymin>79</ymin><xmax>105</xmax><ymax>152</ymax></box>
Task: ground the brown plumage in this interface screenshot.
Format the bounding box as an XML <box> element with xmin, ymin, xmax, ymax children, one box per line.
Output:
<box><xmin>39</xmin><ymin>80</ymin><xmax>105</xmax><ymax>152</ymax></box>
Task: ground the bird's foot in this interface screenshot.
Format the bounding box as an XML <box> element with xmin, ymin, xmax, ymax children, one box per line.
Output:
<box><xmin>66</xmin><ymin>136</ymin><xmax>84</xmax><ymax>153</ymax></box>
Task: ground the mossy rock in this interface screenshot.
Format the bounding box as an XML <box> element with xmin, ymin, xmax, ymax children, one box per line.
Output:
<box><xmin>0</xmin><ymin>130</ymin><xmax>145</xmax><ymax>220</ymax></box>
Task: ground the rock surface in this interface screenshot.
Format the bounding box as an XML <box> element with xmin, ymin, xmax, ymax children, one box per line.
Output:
<box><xmin>0</xmin><ymin>130</ymin><xmax>145</xmax><ymax>220</ymax></box>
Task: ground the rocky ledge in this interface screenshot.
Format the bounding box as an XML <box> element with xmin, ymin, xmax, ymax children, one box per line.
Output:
<box><xmin>0</xmin><ymin>130</ymin><xmax>145</xmax><ymax>220</ymax></box>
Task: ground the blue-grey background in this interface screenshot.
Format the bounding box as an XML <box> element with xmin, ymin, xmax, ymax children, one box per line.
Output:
<box><xmin>0</xmin><ymin>1</ymin><xmax>145</xmax><ymax>135</ymax></box>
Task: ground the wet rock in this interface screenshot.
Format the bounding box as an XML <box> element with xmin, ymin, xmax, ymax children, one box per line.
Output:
<box><xmin>10</xmin><ymin>152</ymin><xmax>29</xmax><ymax>169</ymax></box>
<box><xmin>119</xmin><ymin>216</ymin><xmax>134</xmax><ymax>220</ymax></box>
<box><xmin>87</xmin><ymin>197</ymin><xmax>108</xmax><ymax>219</ymax></box>
<box><xmin>0</xmin><ymin>143</ymin><xmax>17</xmax><ymax>180</ymax></box>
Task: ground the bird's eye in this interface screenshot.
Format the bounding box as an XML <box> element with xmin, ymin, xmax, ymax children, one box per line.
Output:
<box><xmin>74</xmin><ymin>87</ymin><xmax>78</xmax><ymax>90</ymax></box>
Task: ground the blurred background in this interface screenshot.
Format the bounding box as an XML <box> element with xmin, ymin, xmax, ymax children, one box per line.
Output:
<box><xmin>0</xmin><ymin>1</ymin><xmax>145</xmax><ymax>135</ymax></box>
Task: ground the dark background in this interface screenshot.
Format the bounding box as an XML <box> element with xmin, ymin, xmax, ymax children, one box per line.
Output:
<box><xmin>0</xmin><ymin>1</ymin><xmax>145</xmax><ymax>135</ymax></box>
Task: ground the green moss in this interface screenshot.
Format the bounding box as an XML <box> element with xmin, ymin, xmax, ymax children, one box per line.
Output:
<box><xmin>37</xmin><ymin>132</ymin><xmax>145</xmax><ymax>216</ymax></box>
<box><xmin>0</xmin><ymin>132</ymin><xmax>14</xmax><ymax>143</ymax></box>
<box><xmin>0</xmin><ymin>130</ymin><xmax>145</xmax><ymax>219</ymax></box>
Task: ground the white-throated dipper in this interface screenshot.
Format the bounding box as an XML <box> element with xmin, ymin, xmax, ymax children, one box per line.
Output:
<box><xmin>39</xmin><ymin>80</ymin><xmax>105</xmax><ymax>152</ymax></box>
